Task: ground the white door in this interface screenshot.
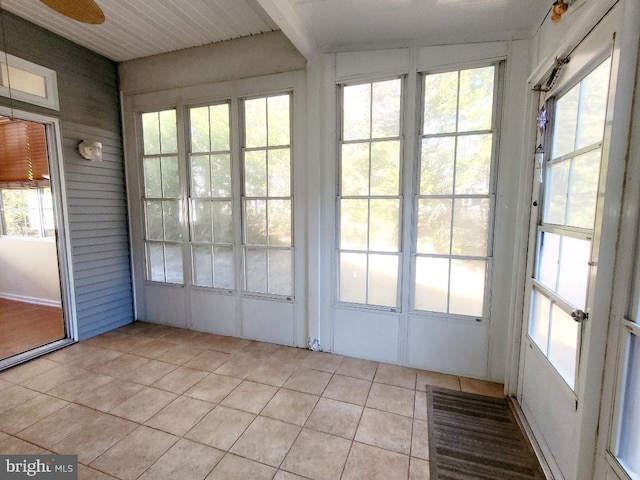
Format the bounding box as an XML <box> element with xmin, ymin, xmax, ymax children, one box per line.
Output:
<box><xmin>518</xmin><ymin>54</ymin><xmax>612</xmax><ymax>479</ymax></box>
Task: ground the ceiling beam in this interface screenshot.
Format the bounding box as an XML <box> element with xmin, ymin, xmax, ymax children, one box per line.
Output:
<box><xmin>255</xmin><ymin>0</ymin><xmax>316</xmax><ymax>59</ymax></box>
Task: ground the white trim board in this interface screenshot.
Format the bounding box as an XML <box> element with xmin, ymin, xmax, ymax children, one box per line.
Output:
<box><xmin>0</xmin><ymin>292</ymin><xmax>62</xmax><ymax>308</ymax></box>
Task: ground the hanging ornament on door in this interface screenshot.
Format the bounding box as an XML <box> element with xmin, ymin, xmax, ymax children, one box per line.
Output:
<box><xmin>537</xmin><ymin>106</ymin><xmax>548</xmax><ymax>136</ymax></box>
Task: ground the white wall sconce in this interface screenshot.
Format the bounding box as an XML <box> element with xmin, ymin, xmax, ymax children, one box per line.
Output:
<box><xmin>78</xmin><ymin>140</ymin><xmax>103</xmax><ymax>161</ymax></box>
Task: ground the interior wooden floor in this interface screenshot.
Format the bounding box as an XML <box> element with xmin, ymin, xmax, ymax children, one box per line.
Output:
<box><xmin>0</xmin><ymin>298</ymin><xmax>65</xmax><ymax>360</ymax></box>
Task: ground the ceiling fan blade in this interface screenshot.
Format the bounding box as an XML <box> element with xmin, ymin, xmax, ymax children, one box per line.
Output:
<box><xmin>39</xmin><ymin>0</ymin><xmax>105</xmax><ymax>24</ymax></box>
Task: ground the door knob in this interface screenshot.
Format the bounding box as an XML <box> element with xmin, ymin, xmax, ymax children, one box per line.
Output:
<box><xmin>571</xmin><ymin>309</ymin><xmax>588</xmax><ymax>322</ymax></box>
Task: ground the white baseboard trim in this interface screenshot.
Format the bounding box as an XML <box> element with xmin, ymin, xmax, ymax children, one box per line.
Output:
<box><xmin>0</xmin><ymin>292</ymin><xmax>62</xmax><ymax>308</ymax></box>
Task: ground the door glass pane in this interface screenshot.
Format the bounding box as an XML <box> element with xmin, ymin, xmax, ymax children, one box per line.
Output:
<box><xmin>245</xmin><ymin>98</ymin><xmax>267</xmax><ymax>148</ymax></box>
<box><xmin>577</xmin><ymin>58</ymin><xmax>610</xmax><ymax>150</ymax></box>
<box><xmin>371</xmin><ymin>79</ymin><xmax>401</xmax><ymax>138</ymax></box>
<box><xmin>450</xmin><ymin>259</ymin><xmax>485</xmax><ymax>316</ymax></box>
<box><xmin>212</xmin><ymin>201</ymin><xmax>233</xmax><ymax>244</ymax></box>
<box><xmin>161</xmin><ymin>156</ymin><xmax>180</xmax><ymax>198</ymax></box>
<box><xmin>143</xmin><ymin>158</ymin><xmax>162</xmax><ymax>197</ymax></box>
<box><xmin>211</xmin><ymin>154</ymin><xmax>231</xmax><ymax>198</ymax></box>
<box><xmin>342</xmin><ymin>143</ymin><xmax>370</xmax><ymax>196</ymax></box>
<box><xmin>160</xmin><ymin>110</ymin><xmax>178</xmax><ymax>154</ymax></box>
<box><xmin>368</xmin><ymin>254</ymin><xmax>398</xmax><ymax>307</ymax></box>
<box><xmin>456</xmin><ymin>134</ymin><xmax>492</xmax><ymax>195</ymax></box>
<box><xmin>553</xmin><ymin>85</ymin><xmax>579</xmax><ymax>158</ymax></box>
<box><xmin>213</xmin><ymin>246</ymin><xmax>234</xmax><ymax>290</ymax></box>
<box><xmin>147</xmin><ymin>243</ymin><xmax>165</xmax><ymax>282</ymax></box>
<box><xmin>268</xmin><ymin>95</ymin><xmax>290</xmax><ymax>146</ymax></box>
<box><xmin>339</xmin><ymin>252</ymin><xmax>367</xmax><ymax>303</ymax></box>
<box><xmin>145</xmin><ymin>201</ymin><xmax>163</xmax><ymax>241</ymax></box>
<box><xmin>343</xmin><ymin>83</ymin><xmax>371</xmax><ymax>141</ymax></box>
<box><xmin>567</xmin><ymin>149</ymin><xmax>601</xmax><ymax>229</ymax></box>
<box><xmin>530</xmin><ymin>290</ymin><xmax>551</xmax><ymax>353</ymax></box>
<box><xmin>268</xmin><ymin>249</ymin><xmax>293</xmax><ymax>296</ymax></box>
<box><xmin>420</xmin><ymin>137</ymin><xmax>454</xmax><ymax>195</ymax></box>
<box><xmin>557</xmin><ymin>236</ymin><xmax>590</xmax><ymax>308</ymax></box>
<box><xmin>193</xmin><ymin>245</ymin><xmax>213</xmax><ymax>287</ymax></box>
<box><xmin>192</xmin><ymin>200</ymin><xmax>213</xmax><ymax>243</ymax></box>
<box><xmin>414</xmin><ymin>257</ymin><xmax>449</xmax><ymax>312</ymax></box>
<box><xmin>452</xmin><ymin>198</ymin><xmax>489</xmax><ymax>256</ymax></box>
<box><xmin>268</xmin><ymin>149</ymin><xmax>291</xmax><ymax>197</ymax></box>
<box><xmin>458</xmin><ymin>66</ymin><xmax>494</xmax><ymax>132</ymax></box>
<box><xmin>423</xmin><ymin>71</ymin><xmax>458</xmax><ymax>134</ymax></box>
<box><xmin>548</xmin><ymin>304</ymin><xmax>578</xmax><ymax>388</ymax></box>
<box><xmin>142</xmin><ymin>112</ymin><xmax>160</xmax><ymax>155</ymax></box>
<box><xmin>537</xmin><ymin>231</ymin><xmax>560</xmax><ymax>289</ymax></box>
<box><xmin>340</xmin><ymin>199</ymin><xmax>368</xmax><ymax>251</ymax></box>
<box><xmin>370</xmin><ymin>140</ymin><xmax>400</xmax><ymax>196</ymax></box>
<box><xmin>162</xmin><ymin>201</ymin><xmax>182</xmax><ymax>241</ymax></box>
<box><xmin>191</xmin><ymin>156</ymin><xmax>211</xmax><ymax>198</ymax></box>
<box><xmin>245</xmin><ymin>248</ymin><xmax>267</xmax><ymax>293</ymax></box>
<box><xmin>244</xmin><ymin>150</ymin><xmax>267</xmax><ymax>197</ymax></box>
<box><xmin>417</xmin><ymin>199</ymin><xmax>451</xmax><ymax>255</ymax></box>
<box><xmin>267</xmin><ymin>199</ymin><xmax>292</xmax><ymax>246</ymax></box>
<box><xmin>544</xmin><ymin>161</ymin><xmax>569</xmax><ymax>224</ymax></box>
<box><xmin>245</xmin><ymin>199</ymin><xmax>267</xmax><ymax>245</ymax></box>
<box><xmin>369</xmin><ymin>199</ymin><xmax>399</xmax><ymax>252</ymax></box>
<box><xmin>617</xmin><ymin>334</ymin><xmax>640</xmax><ymax>478</ymax></box>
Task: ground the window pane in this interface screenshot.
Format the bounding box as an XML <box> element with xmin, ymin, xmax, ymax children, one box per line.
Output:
<box><xmin>212</xmin><ymin>201</ymin><xmax>233</xmax><ymax>244</ymax></box>
<box><xmin>210</xmin><ymin>154</ymin><xmax>232</xmax><ymax>198</ymax></box>
<box><xmin>213</xmin><ymin>246</ymin><xmax>234</xmax><ymax>290</ymax></box>
<box><xmin>553</xmin><ymin>85</ymin><xmax>579</xmax><ymax>158</ymax></box>
<box><xmin>423</xmin><ymin>71</ymin><xmax>458</xmax><ymax>134</ymax></box>
<box><xmin>537</xmin><ymin>231</ymin><xmax>560</xmax><ymax>289</ymax></box>
<box><xmin>191</xmin><ymin>156</ymin><xmax>210</xmax><ymax>198</ymax></box>
<box><xmin>245</xmin><ymin>199</ymin><xmax>267</xmax><ymax>245</ymax></box>
<box><xmin>268</xmin><ymin>149</ymin><xmax>291</xmax><ymax>197</ymax></box>
<box><xmin>160</xmin><ymin>110</ymin><xmax>177</xmax><ymax>154</ymax></box>
<box><xmin>456</xmin><ymin>134</ymin><xmax>492</xmax><ymax>195</ymax></box>
<box><xmin>557</xmin><ymin>236</ymin><xmax>590</xmax><ymax>308</ymax></box>
<box><xmin>371</xmin><ymin>79</ymin><xmax>401</xmax><ymax>138</ymax></box>
<box><xmin>143</xmin><ymin>157</ymin><xmax>162</xmax><ymax>197</ymax></box>
<box><xmin>344</xmin><ymin>83</ymin><xmax>371</xmax><ymax>141</ymax></box>
<box><xmin>190</xmin><ymin>106</ymin><xmax>210</xmax><ymax>153</ymax></box>
<box><xmin>147</xmin><ymin>243</ymin><xmax>165</xmax><ymax>282</ymax></box>
<box><xmin>567</xmin><ymin>149</ymin><xmax>600</xmax><ymax>229</ymax></box>
<box><xmin>544</xmin><ymin>161</ymin><xmax>569</xmax><ymax>225</ymax></box>
<box><xmin>417</xmin><ymin>199</ymin><xmax>452</xmax><ymax>255</ymax></box>
<box><xmin>577</xmin><ymin>59</ymin><xmax>610</xmax><ymax>150</ymax></box>
<box><xmin>529</xmin><ymin>290</ymin><xmax>551</xmax><ymax>354</ymax></box>
<box><xmin>548</xmin><ymin>304</ymin><xmax>578</xmax><ymax>388</ymax></box>
<box><xmin>142</xmin><ymin>112</ymin><xmax>160</xmax><ymax>155</ymax></box>
<box><xmin>269</xmin><ymin>249</ymin><xmax>293</xmax><ymax>296</ymax></box>
<box><xmin>245</xmin><ymin>98</ymin><xmax>267</xmax><ymax>148</ymax></box>
<box><xmin>458</xmin><ymin>66</ymin><xmax>494</xmax><ymax>132</ymax></box>
<box><xmin>145</xmin><ymin>201</ymin><xmax>164</xmax><ymax>241</ymax></box>
<box><xmin>193</xmin><ymin>245</ymin><xmax>213</xmax><ymax>287</ymax></box>
<box><xmin>369</xmin><ymin>199</ymin><xmax>399</xmax><ymax>252</ymax></box>
<box><xmin>370</xmin><ymin>140</ymin><xmax>400</xmax><ymax>196</ymax></box>
<box><xmin>245</xmin><ymin>150</ymin><xmax>267</xmax><ymax>197</ymax></box>
<box><xmin>414</xmin><ymin>257</ymin><xmax>449</xmax><ymax>312</ymax></box>
<box><xmin>245</xmin><ymin>248</ymin><xmax>267</xmax><ymax>293</ymax></box>
<box><xmin>1</xmin><ymin>189</ymin><xmax>39</xmax><ymax>237</ymax></box>
<box><xmin>268</xmin><ymin>199</ymin><xmax>291</xmax><ymax>246</ymax></box>
<box><xmin>210</xmin><ymin>103</ymin><xmax>230</xmax><ymax>152</ymax></box>
<box><xmin>340</xmin><ymin>199</ymin><xmax>368</xmax><ymax>251</ymax></box>
<box><xmin>161</xmin><ymin>156</ymin><xmax>180</xmax><ymax>198</ymax></box>
<box><xmin>192</xmin><ymin>200</ymin><xmax>212</xmax><ymax>243</ymax></box>
<box><xmin>368</xmin><ymin>254</ymin><xmax>398</xmax><ymax>307</ymax></box>
<box><xmin>449</xmin><ymin>259</ymin><xmax>485</xmax><ymax>316</ymax></box>
<box><xmin>268</xmin><ymin>95</ymin><xmax>290</xmax><ymax>146</ymax></box>
<box><xmin>164</xmin><ymin>244</ymin><xmax>184</xmax><ymax>284</ymax></box>
<box><xmin>618</xmin><ymin>334</ymin><xmax>640</xmax><ymax>478</ymax></box>
<box><xmin>339</xmin><ymin>252</ymin><xmax>367</xmax><ymax>303</ymax></box>
<box><xmin>162</xmin><ymin>201</ymin><xmax>182</xmax><ymax>241</ymax></box>
<box><xmin>420</xmin><ymin>137</ymin><xmax>454</xmax><ymax>195</ymax></box>
<box><xmin>452</xmin><ymin>198</ymin><xmax>489</xmax><ymax>256</ymax></box>
<box><xmin>2</xmin><ymin>64</ymin><xmax>46</xmax><ymax>97</ymax></box>
<box><xmin>342</xmin><ymin>143</ymin><xmax>370</xmax><ymax>196</ymax></box>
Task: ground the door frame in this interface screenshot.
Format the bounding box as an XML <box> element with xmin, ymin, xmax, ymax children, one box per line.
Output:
<box><xmin>0</xmin><ymin>106</ymin><xmax>78</xmax><ymax>370</ymax></box>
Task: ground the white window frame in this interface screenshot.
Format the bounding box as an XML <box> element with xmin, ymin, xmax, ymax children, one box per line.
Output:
<box><xmin>0</xmin><ymin>51</ymin><xmax>59</xmax><ymax>111</ymax></box>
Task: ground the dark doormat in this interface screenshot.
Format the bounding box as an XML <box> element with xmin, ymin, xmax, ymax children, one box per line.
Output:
<box><xmin>427</xmin><ymin>386</ymin><xmax>546</xmax><ymax>480</ymax></box>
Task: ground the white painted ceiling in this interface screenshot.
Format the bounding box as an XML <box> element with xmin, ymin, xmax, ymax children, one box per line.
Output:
<box><xmin>0</xmin><ymin>0</ymin><xmax>552</xmax><ymax>62</ymax></box>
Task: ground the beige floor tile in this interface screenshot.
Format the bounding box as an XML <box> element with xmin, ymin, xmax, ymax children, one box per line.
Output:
<box><xmin>214</xmin><ymin>355</ymin><xmax>262</xmax><ymax>379</ymax></box>
<box><xmin>301</xmin><ymin>352</ymin><xmax>343</xmax><ymax>373</ymax></box>
<box><xmin>416</xmin><ymin>370</ymin><xmax>460</xmax><ymax>391</ymax></box>
<box><xmin>82</xmin><ymin>332</ymin><xmax>128</xmax><ymax>350</ymax></box>
<box><xmin>409</xmin><ymin>457</ymin><xmax>431</xmax><ymax>480</ymax></box>
<box><xmin>17</xmin><ymin>404</ymin><xmax>102</xmax><ymax>450</ymax></box>
<box><xmin>139</xmin><ymin>438</ymin><xmax>224</xmax><ymax>480</ymax></box>
<box><xmin>0</xmin><ymin>394</ymin><xmax>68</xmax><ymax>434</ymax></box>
<box><xmin>261</xmin><ymin>389</ymin><xmax>318</xmax><ymax>426</ymax></box>
<box><xmin>65</xmin><ymin>348</ymin><xmax>123</xmax><ymax>371</ymax></box>
<box><xmin>270</xmin><ymin>346</ymin><xmax>311</xmax><ymax>363</ymax></box>
<box><xmin>134</xmin><ymin>339</ymin><xmax>175</xmax><ymax>359</ymax></box>
<box><xmin>152</xmin><ymin>366</ymin><xmax>208</xmax><ymax>394</ymax></box>
<box><xmin>247</xmin><ymin>360</ymin><xmax>298</xmax><ymax>387</ymax></box>
<box><xmin>206</xmin><ymin>453</ymin><xmax>277</xmax><ymax>480</ymax></box>
<box><xmin>274</xmin><ymin>471</ymin><xmax>309</xmax><ymax>480</ymax></box>
<box><xmin>156</xmin><ymin>344</ymin><xmax>203</xmax><ymax>365</ymax></box>
<box><xmin>281</xmin><ymin>428</ymin><xmax>351</xmax><ymax>480</ymax></box>
<box><xmin>459</xmin><ymin>377</ymin><xmax>504</xmax><ymax>398</ymax></box>
<box><xmin>55</xmin><ymin>414</ymin><xmax>137</xmax><ymax>464</ymax></box>
<box><xmin>110</xmin><ymin>387</ymin><xmax>177</xmax><ymax>423</ymax></box>
<box><xmin>0</xmin><ymin>379</ymin><xmax>12</xmax><ymax>391</ymax></box>
<box><xmin>220</xmin><ymin>381</ymin><xmax>278</xmax><ymax>414</ymax></box>
<box><xmin>185</xmin><ymin>350</ymin><xmax>232</xmax><ymax>372</ymax></box>
<box><xmin>411</xmin><ymin>419</ymin><xmax>429</xmax><ymax>460</ymax></box>
<box><xmin>283</xmin><ymin>369</ymin><xmax>332</xmax><ymax>396</ymax></box>
<box><xmin>47</xmin><ymin>372</ymin><xmax>116</xmax><ymax>404</ymax></box>
<box><xmin>0</xmin><ymin>385</ymin><xmax>40</xmax><ymax>414</ymax></box>
<box><xmin>355</xmin><ymin>408</ymin><xmax>412</xmax><ymax>455</ymax></box>
<box><xmin>305</xmin><ymin>398</ymin><xmax>363</xmax><ymax>439</ymax></box>
<box><xmin>146</xmin><ymin>396</ymin><xmax>214</xmax><ymax>436</ymax></box>
<box><xmin>342</xmin><ymin>442</ymin><xmax>410</xmax><ymax>480</ymax></box>
<box><xmin>414</xmin><ymin>391</ymin><xmax>428</xmax><ymax>420</ymax></box>
<box><xmin>77</xmin><ymin>464</ymin><xmax>118</xmax><ymax>479</ymax></box>
<box><xmin>92</xmin><ymin>353</ymin><xmax>150</xmax><ymax>377</ymax></box>
<box><xmin>0</xmin><ymin>358</ymin><xmax>60</xmax><ymax>384</ymax></box>
<box><xmin>185</xmin><ymin>373</ymin><xmax>242</xmax><ymax>404</ymax></box>
<box><xmin>0</xmin><ymin>431</ymin><xmax>6</xmax><ymax>442</ymax></box>
<box><xmin>20</xmin><ymin>364</ymin><xmax>87</xmax><ymax>393</ymax></box>
<box><xmin>336</xmin><ymin>357</ymin><xmax>378</xmax><ymax>381</ymax></box>
<box><xmin>185</xmin><ymin>406</ymin><xmax>255</xmax><ymax>450</ymax></box>
<box><xmin>240</xmin><ymin>341</ymin><xmax>281</xmax><ymax>359</ymax></box>
<box><xmin>366</xmin><ymin>382</ymin><xmax>415</xmax><ymax>417</ymax></box>
<box><xmin>74</xmin><ymin>379</ymin><xmax>144</xmax><ymax>412</ymax></box>
<box><xmin>45</xmin><ymin>343</ymin><xmax>96</xmax><ymax>364</ymax></box>
<box><xmin>374</xmin><ymin>363</ymin><xmax>416</xmax><ymax>390</ymax></box>
<box><xmin>0</xmin><ymin>435</ymin><xmax>48</xmax><ymax>454</ymax></box>
<box><xmin>230</xmin><ymin>416</ymin><xmax>301</xmax><ymax>467</ymax></box>
<box><xmin>120</xmin><ymin>359</ymin><xmax>176</xmax><ymax>385</ymax></box>
<box><xmin>90</xmin><ymin>425</ymin><xmax>178</xmax><ymax>480</ymax></box>
<box><xmin>323</xmin><ymin>375</ymin><xmax>371</xmax><ymax>406</ymax></box>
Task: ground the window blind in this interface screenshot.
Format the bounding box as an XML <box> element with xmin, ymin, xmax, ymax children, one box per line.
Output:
<box><xmin>0</xmin><ymin>118</ymin><xmax>49</xmax><ymax>188</ymax></box>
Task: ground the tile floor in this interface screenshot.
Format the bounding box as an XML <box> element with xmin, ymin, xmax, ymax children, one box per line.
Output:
<box><xmin>0</xmin><ymin>322</ymin><xmax>504</xmax><ymax>480</ymax></box>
